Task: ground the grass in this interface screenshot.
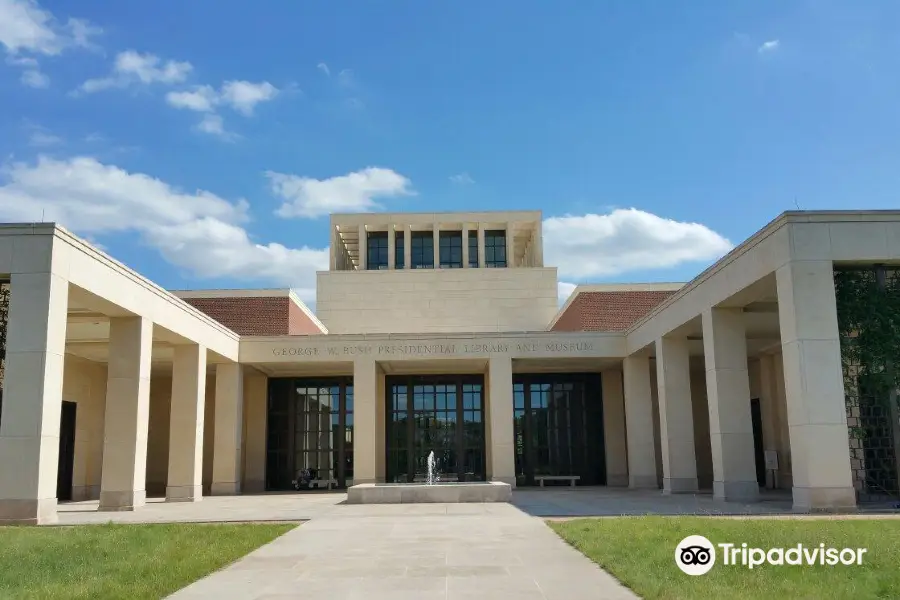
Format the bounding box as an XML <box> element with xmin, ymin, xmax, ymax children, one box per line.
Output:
<box><xmin>550</xmin><ymin>516</ymin><xmax>900</xmax><ymax>600</ymax></box>
<box><xmin>0</xmin><ymin>522</ymin><xmax>295</xmax><ymax>599</ymax></box>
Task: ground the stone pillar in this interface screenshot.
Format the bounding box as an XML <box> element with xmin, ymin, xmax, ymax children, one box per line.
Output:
<box><xmin>505</xmin><ymin>223</ymin><xmax>515</xmax><ymax>267</ymax></box>
<box><xmin>353</xmin><ymin>358</ymin><xmax>378</xmax><ymax>483</ymax></box>
<box><xmin>0</xmin><ymin>272</ymin><xmax>69</xmax><ymax>524</ymax></box>
<box><xmin>403</xmin><ymin>225</ymin><xmax>411</xmax><ymax>269</ymax></box>
<box><xmin>623</xmin><ymin>355</ymin><xmax>657</xmax><ymax>488</ymax></box>
<box><xmin>602</xmin><ymin>369</ymin><xmax>628</xmax><ymax>486</ymax></box>
<box><xmin>776</xmin><ymin>260</ymin><xmax>855</xmax><ymax>511</ymax></box>
<box><xmin>166</xmin><ymin>344</ymin><xmax>206</xmax><ymax>502</ymax></box>
<box><xmin>387</xmin><ymin>227</ymin><xmax>396</xmax><ymax>270</ymax></box>
<box><xmin>432</xmin><ymin>225</ymin><xmax>440</xmax><ymax>268</ymax></box>
<box><xmin>462</xmin><ymin>228</ymin><xmax>470</xmax><ymax>268</ymax></box>
<box><xmin>358</xmin><ymin>225</ymin><xmax>367</xmax><ymax>271</ymax></box>
<box><xmin>655</xmin><ymin>336</ymin><xmax>698</xmax><ymax>493</ymax></box>
<box><xmin>477</xmin><ymin>225</ymin><xmax>486</xmax><ymax>268</ymax></box>
<box><xmin>243</xmin><ymin>372</ymin><xmax>268</xmax><ymax>493</ymax></box>
<box><xmin>99</xmin><ymin>316</ymin><xmax>153</xmax><ymax>511</ymax></box>
<box><xmin>488</xmin><ymin>357</ymin><xmax>516</xmax><ymax>485</ymax></box>
<box><xmin>211</xmin><ymin>363</ymin><xmax>243</xmax><ymax>495</ymax></box>
<box><xmin>702</xmin><ymin>307</ymin><xmax>759</xmax><ymax>502</ymax></box>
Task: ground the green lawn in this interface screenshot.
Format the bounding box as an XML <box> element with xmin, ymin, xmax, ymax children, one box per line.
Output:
<box><xmin>550</xmin><ymin>516</ymin><xmax>900</xmax><ymax>600</ymax></box>
<box><xmin>0</xmin><ymin>522</ymin><xmax>295</xmax><ymax>599</ymax></box>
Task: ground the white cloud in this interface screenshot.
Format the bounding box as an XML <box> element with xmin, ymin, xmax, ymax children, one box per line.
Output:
<box><xmin>166</xmin><ymin>85</ymin><xmax>217</xmax><ymax>112</ymax></box>
<box><xmin>0</xmin><ymin>156</ymin><xmax>327</xmax><ymax>302</ymax></box>
<box><xmin>219</xmin><ymin>80</ymin><xmax>278</xmax><ymax>115</ymax></box>
<box><xmin>543</xmin><ymin>208</ymin><xmax>732</xmax><ymax>280</ymax></box>
<box><xmin>195</xmin><ymin>114</ymin><xmax>237</xmax><ymax>141</ymax></box>
<box><xmin>449</xmin><ymin>172</ymin><xmax>475</xmax><ymax>185</ymax></box>
<box><xmin>557</xmin><ymin>282</ymin><xmax>576</xmax><ymax>305</ymax></box>
<box><xmin>0</xmin><ymin>1</ymin><xmax>99</xmax><ymax>88</ymax></box>
<box><xmin>20</xmin><ymin>67</ymin><xmax>47</xmax><ymax>87</ymax></box>
<box><xmin>78</xmin><ymin>50</ymin><xmax>192</xmax><ymax>93</ymax></box>
<box><xmin>165</xmin><ymin>81</ymin><xmax>279</xmax><ymax>137</ymax></box>
<box><xmin>337</xmin><ymin>68</ymin><xmax>354</xmax><ymax>87</ymax></box>
<box><xmin>758</xmin><ymin>39</ymin><xmax>780</xmax><ymax>54</ymax></box>
<box><xmin>0</xmin><ymin>0</ymin><xmax>99</xmax><ymax>55</ymax></box>
<box><xmin>268</xmin><ymin>167</ymin><xmax>414</xmax><ymax>219</ymax></box>
<box><xmin>27</xmin><ymin>127</ymin><xmax>61</xmax><ymax>146</ymax></box>
<box><xmin>316</xmin><ymin>62</ymin><xmax>330</xmax><ymax>76</ymax></box>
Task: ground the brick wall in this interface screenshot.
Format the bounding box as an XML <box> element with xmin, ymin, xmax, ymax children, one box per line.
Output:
<box><xmin>552</xmin><ymin>290</ymin><xmax>675</xmax><ymax>332</ymax></box>
<box><xmin>182</xmin><ymin>296</ymin><xmax>322</xmax><ymax>336</ymax></box>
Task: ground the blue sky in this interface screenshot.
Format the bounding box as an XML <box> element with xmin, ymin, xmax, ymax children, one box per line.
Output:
<box><xmin>1</xmin><ymin>0</ymin><xmax>899</xmax><ymax>307</ymax></box>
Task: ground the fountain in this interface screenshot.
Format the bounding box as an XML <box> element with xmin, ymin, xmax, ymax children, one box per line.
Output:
<box><xmin>346</xmin><ymin>451</ymin><xmax>512</xmax><ymax>504</ymax></box>
<box><xmin>426</xmin><ymin>451</ymin><xmax>438</xmax><ymax>485</ymax></box>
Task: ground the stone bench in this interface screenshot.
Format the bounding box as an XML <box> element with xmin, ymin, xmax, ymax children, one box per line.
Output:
<box><xmin>535</xmin><ymin>475</ymin><xmax>580</xmax><ymax>488</ymax></box>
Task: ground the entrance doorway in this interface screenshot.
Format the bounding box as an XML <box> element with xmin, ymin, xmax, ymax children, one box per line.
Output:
<box><xmin>750</xmin><ymin>398</ymin><xmax>766</xmax><ymax>487</ymax></box>
<box><xmin>265</xmin><ymin>378</ymin><xmax>354</xmax><ymax>491</ymax></box>
<box><xmin>386</xmin><ymin>375</ymin><xmax>486</xmax><ymax>483</ymax></box>
<box><xmin>56</xmin><ymin>401</ymin><xmax>77</xmax><ymax>501</ymax></box>
<box><xmin>513</xmin><ymin>373</ymin><xmax>605</xmax><ymax>486</ymax></box>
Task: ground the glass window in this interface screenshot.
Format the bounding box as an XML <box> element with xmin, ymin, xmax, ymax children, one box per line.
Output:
<box><xmin>468</xmin><ymin>231</ymin><xmax>478</xmax><ymax>267</ymax></box>
<box><xmin>439</xmin><ymin>231</ymin><xmax>462</xmax><ymax>268</ymax></box>
<box><xmin>484</xmin><ymin>230</ymin><xmax>507</xmax><ymax>268</ymax></box>
<box><xmin>394</xmin><ymin>230</ymin><xmax>405</xmax><ymax>269</ymax></box>
<box><xmin>366</xmin><ymin>232</ymin><xmax>388</xmax><ymax>270</ymax></box>
<box><xmin>410</xmin><ymin>231</ymin><xmax>434</xmax><ymax>269</ymax></box>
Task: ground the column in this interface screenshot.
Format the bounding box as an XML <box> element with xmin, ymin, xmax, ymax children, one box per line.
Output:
<box><xmin>0</xmin><ymin>272</ymin><xmax>69</xmax><ymax>524</ymax></box>
<box><xmin>655</xmin><ymin>336</ymin><xmax>698</xmax><ymax>493</ymax></box>
<box><xmin>462</xmin><ymin>228</ymin><xmax>470</xmax><ymax>268</ymax></box>
<box><xmin>243</xmin><ymin>372</ymin><xmax>268</xmax><ymax>493</ymax></box>
<box><xmin>776</xmin><ymin>260</ymin><xmax>855</xmax><ymax>511</ymax></box>
<box><xmin>211</xmin><ymin>363</ymin><xmax>243</xmax><ymax>495</ymax></box>
<box><xmin>432</xmin><ymin>225</ymin><xmax>440</xmax><ymax>268</ymax></box>
<box><xmin>477</xmin><ymin>225</ymin><xmax>486</xmax><ymax>268</ymax></box>
<box><xmin>387</xmin><ymin>227</ymin><xmax>396</xmax><ymax>270</ymax></box>
<box><xmin>602</xmin><ymin>369</ymin><xmax>628</xmax><ymax>486</ymax></box>
<box><xmin>488</xmin><ymin>357</ymin><xmax>516</xmax><ymax>485</ymax></box>
<box><xmin>702</xmin><ymin>307</ymin><xmax>759</xmax><ymax>502</ymax></box>
<box><xmin>166</xmin><ymin>344</ymin><xmax>206</xmax><ymax>502</ymax></box>
<box><xmin>403</xmin><ymin>225</ymin><xmax>411</xmax><ymax>269</ymax></box>
<box><xmin>99</xmin><ymin>316</ymin><xmax>153</xmax><ymax>511</ymax></box>
<box><xmin>623</xmin><ymin>355</ymin><xmax>658</xmax><ymax>488</ymax></box>
<box><xmin>358</xmin><ymin>225</ymin><xmax>367</xmax><ymax>271</ymax></box>
<box><xmin>505</xmin><ymin>223</ymin><xmax>515</xmax><ymax>268</ymax></box>
<box><xmin>353</xmin><ymin>357</ymin><xmax>378</xmax><ymax>483</ymax></box>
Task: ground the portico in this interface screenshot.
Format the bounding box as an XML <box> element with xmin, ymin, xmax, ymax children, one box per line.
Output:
<box><xmin>1</xmin><ymin>210</ymin><xmax>900</xmax><ymax>524</ymax></box>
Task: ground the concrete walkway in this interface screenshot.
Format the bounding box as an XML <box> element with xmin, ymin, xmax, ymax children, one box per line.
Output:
<box><xmin>168</xmin><ymin>502</ymin><xmax>638</xmax><ymax>600</ymax></box>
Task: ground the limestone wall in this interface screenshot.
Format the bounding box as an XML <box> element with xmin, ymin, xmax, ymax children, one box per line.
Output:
<box><xmin>316</xmin><ymin>268</ymin><xmax>558</xmax><ymax>334</ymax></box>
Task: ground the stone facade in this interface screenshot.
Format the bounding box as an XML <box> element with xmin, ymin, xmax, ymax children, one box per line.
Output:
<box><xmin>2</xmin><ymin>210</ymin><xmax>900</xmax><ymax>524</ymax></box>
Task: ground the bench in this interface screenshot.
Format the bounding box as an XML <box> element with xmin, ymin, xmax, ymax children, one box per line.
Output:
<box><xmin>535</xmin><ymin>475</ymin><xmax>580</xmax><ymax>488</ymax></box>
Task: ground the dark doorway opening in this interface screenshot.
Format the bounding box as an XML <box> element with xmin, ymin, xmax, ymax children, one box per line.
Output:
<box><xmin>265</xmin><ymin>377</ymin><xmax>354</xmax><ymax>491</ymax></box>
<box><xmin>513</xmin><ymin>373</ymin><xmax>605</xmax><ymax>486</ymax></box>
<box><xmin>56</xmin><ymin>401</ymin><xmax>77</xmax><ymax>501</ymax></box>
<box><xmin>386</xmin><ymin>374</ymin><xmax>486</xmax><ymax>483</ymax></box>
<box><xmin>750</xmin><ymin>398</ymin><xmax>766</xmax><ymax>487</ymax></box>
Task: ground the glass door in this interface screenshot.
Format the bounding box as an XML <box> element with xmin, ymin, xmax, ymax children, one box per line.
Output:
<box><xmin>386</xmin><ymin>375</ymin><xmax>485</xmax><ymax>483</ymax></box>
<box><xmin>265</xmin><ymin>377</ymin><xmax>354</xmax><ymax>491</ymax></box>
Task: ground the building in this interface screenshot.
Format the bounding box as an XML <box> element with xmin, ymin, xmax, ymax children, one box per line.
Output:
<box><xmin>1</xmin><ymin>209</ymin><xmax>899</xmax><ymax>524</ymax></box>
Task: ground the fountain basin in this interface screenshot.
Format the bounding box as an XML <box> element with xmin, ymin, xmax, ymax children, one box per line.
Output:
<box><xmin>346</xmin><ymin>481</ymin><xmax>511</xmax><ymax>504</ymax></box>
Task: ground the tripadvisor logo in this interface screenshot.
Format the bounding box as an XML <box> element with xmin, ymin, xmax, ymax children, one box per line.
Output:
<box><xmin>675</xmin><ymin>535</ymin><xmax>868</xmax><ymax>575</ymax></box>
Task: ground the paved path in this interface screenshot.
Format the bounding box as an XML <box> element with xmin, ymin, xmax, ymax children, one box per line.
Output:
<box><xmin>168</xmin><ymin>502</ymin><xmax>638</xmax><ymax>600</ymax></box>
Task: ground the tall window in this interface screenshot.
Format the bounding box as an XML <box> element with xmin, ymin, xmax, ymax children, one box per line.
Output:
<box><xmin>439</xmin><ymin>231</ymin><xmax>463</xmax><ymax>268</ymax></box>
<box><xmin>410</xmin><ymin>231</ymin><xmax>434</xmax><ymax>269</ymax></box>
<box><xmin>484</xmin><ymin>230</ymin><xmax>507</xmax><ymax>268</ymax></box>
<box><xmin>366</xmin><ymin>232</ymin><xmax>388</xmax><ymax>270</ymax></box>
<box><xmin>467</xmin><ymin>231</ymin><xmax>478</xmax><ymax>267</ymax></box>
<box><xmin>394</xmin><ymin>230</ymin><xmax>405</xmax><ymax>269</ymax></box>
